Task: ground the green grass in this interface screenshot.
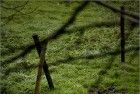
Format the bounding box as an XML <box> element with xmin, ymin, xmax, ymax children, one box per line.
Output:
<box><xmin>0</xmin><ymin>1</ymin><xmax>139</xmax><ymax>94</ymax></box>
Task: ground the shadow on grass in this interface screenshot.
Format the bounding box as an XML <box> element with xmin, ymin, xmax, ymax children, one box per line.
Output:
<box><xmin>88</xmin><ymin>49</ymin><xmax>139</xmax><ymax>94</ymax></box>
<box><xmin>1</xmin><ymin>1</ymin><xmax>90</xmax><ymax>66</ymax></box>
<box><xmin>1</xmin><ymin>20</ymin><xmax>119</xmax><ymax>57</ymax></box>
<box><xmin>2</xmin><ymin>46</ymin><xmax>138</xmax><ymax>78</ymax></box>
<box><xmin>1</xmin><ymin>1</ymin><xmax>139</xmax><ymax>94</ymax></box>
<box><xmin>88</xmin><ymin>53</ymin><xmax>117</xmax><ymax>94</ymax></box>
<box><xmin>2</xmin><ymin>17</ymin><xmax>137</xmax><ymax>58</ymax></box>
<box><xmin>2</xmin><ymin>1</ymin><xmax>139</xmax><ymax>66</ymax></box>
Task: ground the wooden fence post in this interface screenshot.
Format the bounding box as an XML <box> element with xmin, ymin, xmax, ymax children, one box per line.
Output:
<box><xmin>34</xmin><ymin>43</ymin><xmax>46</xmax><ymax>94</ymax></box>
<box><xmin>32</xmin><ymin>34</ymin><xmax>54</xmax><ymax>90</ymax></box>
<box><xmin>120</xmin><ymin>6</ymin><xmax>125</xmax><ymax>63</ymax></box>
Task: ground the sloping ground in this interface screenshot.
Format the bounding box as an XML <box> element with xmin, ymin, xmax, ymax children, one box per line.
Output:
<box><xmin>0</xmin><ymin>1</ymin><xmax>139</xmax><ymax>94</ymax></box>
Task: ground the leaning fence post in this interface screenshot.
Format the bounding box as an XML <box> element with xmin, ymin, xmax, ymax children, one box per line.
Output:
<box><xmin>32</xmin><ymin>34</ymin><xmax>54</xmax><ymax>89</ymax></box>
<box><xmin>120</xmin><ymin>6</ymin><xmax>125</xmax><ymax>63</ymax></box>
<box><xmin>34</xmin><ymin>43</ymin><xmax>46</xmax><ymax>94</ymax></box>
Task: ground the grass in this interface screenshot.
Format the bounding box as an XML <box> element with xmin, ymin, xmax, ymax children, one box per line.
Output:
<box><xmin>0</xmin><ymin>1</ymin><xmax>139</xmax><ymax>94</ymax></box>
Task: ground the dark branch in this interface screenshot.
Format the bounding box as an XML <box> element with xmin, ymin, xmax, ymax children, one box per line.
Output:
<box><xmin>1</xmin><ymin>1</ymin><xmax>90</xmax><ymax>66</ymax></box>
<box><xmin>94</xmin><ymin>1</ymin><xmax>139</xmax><ymax>22</ymax></box>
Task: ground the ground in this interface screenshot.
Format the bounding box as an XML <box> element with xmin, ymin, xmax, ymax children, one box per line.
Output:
<box><xmin>0</xmin><ymin>1</ymin><xmax>139</xmax><ymax>94</ymax></box>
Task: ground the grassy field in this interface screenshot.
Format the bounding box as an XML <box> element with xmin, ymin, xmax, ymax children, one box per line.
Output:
<box><xmin>0</xmin><ymin>1</ymin><xmax>139</xmax><ymax>94</ymax></box>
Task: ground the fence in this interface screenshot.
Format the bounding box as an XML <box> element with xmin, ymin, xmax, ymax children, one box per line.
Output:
<box><xmin>2</xmin><ymin>1</ymin><xmax>139</xmax><ymax>94</ymax></box>
<box><xmin>31</xmin><ymin>1</ymin><xmax>139</xmax><ymax>94</ymax></box>
<box><xmin>33</xmin><ymin>35</ymin><xmax>54</xmax><ymax>94</ymax></box>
